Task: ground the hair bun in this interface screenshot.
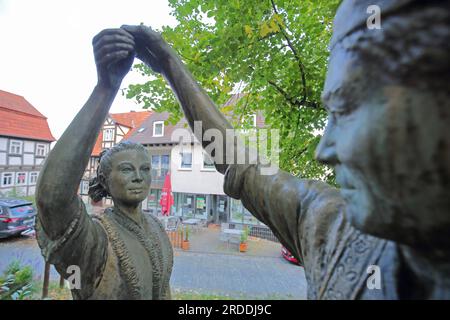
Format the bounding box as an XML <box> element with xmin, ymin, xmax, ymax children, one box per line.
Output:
<box><xmin>88</xmin><ymin>176</ymin><xmax>109</xmax><ymax>202</ymax></box>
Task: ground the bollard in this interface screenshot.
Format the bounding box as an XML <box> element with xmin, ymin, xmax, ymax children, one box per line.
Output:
<box><xmin>42</xmin><ymin>262</ymin><xmax>50</xmax><ymax>299</ymax></box>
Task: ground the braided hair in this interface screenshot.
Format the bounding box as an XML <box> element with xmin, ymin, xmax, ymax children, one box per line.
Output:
<box><xmin>88</xmin><ymin>141</ymin><xmax>148</xmax><ymax>202</ymax></box>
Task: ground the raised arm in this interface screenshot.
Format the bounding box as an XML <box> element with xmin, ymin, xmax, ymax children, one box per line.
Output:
<box><xmin>122</xmin><ymin>25</ymin><xmax>234</xmax><ymax>174</ymax></box>
<box><xmin>36</xmin><ymin>29</ymin><xmax>135</xmax><ymax>240</ymax></box>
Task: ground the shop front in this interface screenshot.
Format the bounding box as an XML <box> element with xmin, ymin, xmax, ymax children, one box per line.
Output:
<box><xmin>174</xmin><ymin>193</ymin><xmax>208</xmax><ymax>220</ymax></box>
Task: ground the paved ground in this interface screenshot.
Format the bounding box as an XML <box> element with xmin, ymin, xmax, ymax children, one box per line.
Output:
<box><xmin>0</xmin><ymin>227</ymin><xmax>307</xmax><ymax>299</ymax></box>
<box><xmin>172</xmin><ymin>250</ymin><xmax>306</xmax><ymax>299</ymax></box>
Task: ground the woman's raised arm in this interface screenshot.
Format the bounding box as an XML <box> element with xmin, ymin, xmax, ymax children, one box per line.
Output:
<box><xmin>122</xmin><ymin>25</ymin><xmax>234</xmax><ymax>174</ymax></box>
<box><xmin>36</xmin><ymin>29</ymin><xmax>135</xmax><ymax>240</ymax></box>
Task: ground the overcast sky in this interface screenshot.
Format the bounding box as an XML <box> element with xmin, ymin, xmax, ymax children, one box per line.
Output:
<box><xmin>0</xmin><ymin>0</ymin><xmax>177</xmax><ymax>140</ymax></box>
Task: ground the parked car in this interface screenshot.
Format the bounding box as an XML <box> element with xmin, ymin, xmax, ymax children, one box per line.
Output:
<box><xmin>281</xmin><ymin>246</ymin><xmax>302</xmax><ymax>266</ymax></box>
<box><xmin>0</xmin><ymin>198</ymin><xmax>37</xmax><ymax>239</ymax></box>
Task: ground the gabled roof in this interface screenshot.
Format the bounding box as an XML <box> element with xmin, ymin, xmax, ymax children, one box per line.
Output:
<box><xmin>110</xmin><ymin>111</ymin><xmax>150</xmax><ymax>128</ymax></box>
<box><xmin>91</xmin><ymin>131</ymin><xmax>104</xmax><ymax>157</ymax></box>
<box><xmin>125</xmin><ymin>95</ymin><xmax>267</xmax><ymax>146</ymax></box>
<box><xmin>91</xmin><ymin>111</ymin><xmax>152</xmax><ymax>156</ymax></box>
<box><xmin>125</xmin><ymin>112</ymin><xmax>195</xmax><ymax>146</ymax></box>
<box><xmin>0</xmin><ymin>90</ymin><xmax>55</xmax><ymax>142</ymax></box>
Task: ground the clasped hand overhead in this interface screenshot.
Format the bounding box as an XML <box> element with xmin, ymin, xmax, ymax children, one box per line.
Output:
<box><xmin>93</xmin><ymin>25</ymin><xmax>171</xmax><ymax>90</ymax></box>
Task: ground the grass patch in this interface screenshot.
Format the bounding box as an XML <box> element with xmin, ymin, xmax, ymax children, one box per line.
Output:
<box><xmin>26</xmin><ymin>283</ymin><xmax>296</xmax><ymax>300</ymax></box>
<box><xmin>30</xmin><ymin>280</ymin><xmax>72</xmax><ymax>300</ymax></box>
<box><xmin>171</xmin><ymin>288</ymin><xmax>297</xmax><ymax>300</ymax></box>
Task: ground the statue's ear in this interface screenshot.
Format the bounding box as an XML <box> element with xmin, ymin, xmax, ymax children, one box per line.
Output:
<box><xmin>98</xmin><ymin>173</ymin><xmax>109</xmax><ymax>192</ymax></box>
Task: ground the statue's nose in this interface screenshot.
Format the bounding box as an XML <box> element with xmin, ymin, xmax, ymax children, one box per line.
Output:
<box><xmin>315</xmin><ymin>117</ymin><xmax>339</xmax><ymax>166</ymax></box>
<box><xmin>132</xmin><ymin>170</ymin><xmax>144</xmax><ymax>182</ymax></box>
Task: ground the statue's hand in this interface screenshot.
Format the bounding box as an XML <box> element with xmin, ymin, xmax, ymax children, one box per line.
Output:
<box><xmin>121</xmin><ymin>25</ymin><xmax>170</xmax><ymax>74</ymax></box>
<box><xmin>93</xmin><ymin>28</ymin><xmax>135</xmax><ymax>89</ymax></box>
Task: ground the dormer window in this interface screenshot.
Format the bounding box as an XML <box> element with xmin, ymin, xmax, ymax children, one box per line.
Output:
<box><xmin>153</xmin><ymin>121</ymin><xmax>164</xmax><ymax>137</ymax></box>
<box><xmin>103</xmin><ymin>128</ymin><xmax>114</xmax><ymax>141</ymax></box>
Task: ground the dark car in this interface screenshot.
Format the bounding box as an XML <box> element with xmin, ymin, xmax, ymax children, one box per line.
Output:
<box><xmin>281</xmin><ymin>246</ymin><xmax>302</xmax><ymax>266</ymax></box>
<box><xmin>0</xmin><ymin>198</ymin><xmax>37</xmax><ymax>239</ymax></box>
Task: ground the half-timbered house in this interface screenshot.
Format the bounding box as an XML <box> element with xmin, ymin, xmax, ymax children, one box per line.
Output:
<box><xmin>0</xmin><ymin>90</ymin><xmax>55</xmax><ymax>197</ymax></box>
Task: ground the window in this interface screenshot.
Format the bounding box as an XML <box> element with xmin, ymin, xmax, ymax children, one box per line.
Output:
<box><xmin>103</xmin><ymin>128</ymin><xmax>114</xmax><ymax>141</ymax></box>
<box><xmin>1</xmin><ymin>173</ymin><xmax>13</xmax><ymax>187</ymax></box>
<box><xmin>80</xmin><ymin>180</ymin><xmax>89</xmax><ymax>195</ymax></box>
<box><xmin>29</xmin><ymin>172</ymin><xmax>38</xmax><ymax>185</ymax></box>
<box><xmin>36</xmin><ymin>144</ymin><xmax>46</xmax><ymax>156</ymax></box>
<box><xmin>202</xmin><ymin>153</ymin><xmax>215</xmax><ymax>170</ymax></box>
<box><xmin>151</xmin><ymin>155</ymin><xmax>170</xmax><ymax>181</ymax></box>
<box><xmin>9</xmin><ymin>140</ymin><xmax>23</xmax><ymax>154</ymax></box>
<box><xmin>153</xmin><ymin>121</ymin><xmax>164</xmax><ymax>137</ymax></box>
<box><xmin>180</xmin><ymin>152</ymin><xmax>192</xmax><ymax>169</ymax></box>
<box><xmin>147</xmin><ymin>189</ymin><xmax>162</xmax><ymax>216</ymax></box>
<box><xmin>16</xmin><ymin>172</ymin><xmax>27</xmax><ymax>185</ymax></box>
<box><xmin>161</xmin><ymin>155</ymin><xmax>170</xmax><ymax>178</ymax></box>
<box><xmin>230</xmin><ymin>198</ymin><xmax>261</xmax><ymax>225</ymax></box>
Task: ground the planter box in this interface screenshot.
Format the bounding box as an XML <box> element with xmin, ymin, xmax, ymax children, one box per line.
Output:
<box><xmin>181</xmin><ymin>240</ymin><xmax>190</xmax><ymax>251</ymax></box>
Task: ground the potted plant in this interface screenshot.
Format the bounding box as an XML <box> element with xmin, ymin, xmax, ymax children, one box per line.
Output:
<box><xmin>239</xmin><ymin>226</ymin><xmax>249</xmax><ymax>252</ymax></box>
<box><xmin>181</xmin><ymin>225</ymin><xmax>190</xmax><ymax>251</ymax></box>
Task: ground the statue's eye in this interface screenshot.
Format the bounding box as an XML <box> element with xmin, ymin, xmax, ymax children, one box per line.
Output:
<box><xmin>121</xmin><ymin>167</ymin><xmax>132</xmax><ymax>173</ymax></box>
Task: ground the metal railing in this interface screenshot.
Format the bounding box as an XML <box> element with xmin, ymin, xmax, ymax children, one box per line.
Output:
<box><xmin>228</xmin><ymin>223</ymin><xmax>279</xmax><ymax>243</ymax></box>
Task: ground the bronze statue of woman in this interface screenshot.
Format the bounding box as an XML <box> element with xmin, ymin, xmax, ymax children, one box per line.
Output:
<box><xmin>35</xmin><ymin>29</ymin><xmax>173</xmax><ymax>300</ymax></box>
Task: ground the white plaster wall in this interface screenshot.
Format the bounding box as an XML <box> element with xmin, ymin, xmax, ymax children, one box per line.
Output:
<box><xmin>0</xmin><ymin>152</ymin><xmax>6</xmax><ymax>165</ymax></box>
<box><xmin>171</xmin><ymin>143</ymin><xmax>225</xmax><ymax>195</ymax></box>
<box><xmin>24</xmin><ymin>141</ymin><xmax>35</xmax><ymax>153</ymax></box>
<box><xmin>9</xmin><ymin>157</ymin><xmax>21</xmax><ymax>166</ymax></box>
<box><xmin>28</xmin><ymin>186</ymin><xmax>36</xmax><ymax>196</ymax></box>
<box><xmin>35</xmin><ymin>158</ymin><xmax>43</xmax><ymax>165</ymax></box>
<box><xmin>0</xmin><ymin>138</ymin><xmax>7</xmax><ymax>151</ymax></box>
<box><xmin>23</xmin><ymin>154</ymin><xmax>34</xmax><ymax>165</ymax></box>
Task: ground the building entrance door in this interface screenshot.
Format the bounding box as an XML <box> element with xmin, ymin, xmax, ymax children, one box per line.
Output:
<box><xmin>217</xmin><ymin>195</ymin><xmax>228</xmax><ymax>223</ymax></box>
<box><xmin>194</xmin><ymin>195</ymin><xmax>207</xmax><ymax>219</ymax></box>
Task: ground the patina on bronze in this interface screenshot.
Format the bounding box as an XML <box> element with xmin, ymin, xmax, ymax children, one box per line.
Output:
<box><xmin>123</xmin><ymin>0</ymin><xmax>450</xmax><ymax>299</ymax></box>
<box><xmin>35</xmin><ymin>29</ymin><xmax>173</xmax><ymax>300</ymax></box>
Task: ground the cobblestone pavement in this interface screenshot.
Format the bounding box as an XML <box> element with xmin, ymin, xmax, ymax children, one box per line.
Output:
<box><xmin>0</xmin><ymin>230</ymin><xmax>307</xmax><ymax>299</ymax></box>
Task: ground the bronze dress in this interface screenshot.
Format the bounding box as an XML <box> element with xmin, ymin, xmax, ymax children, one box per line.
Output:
<box><xmin>224</xmin><ymin>164</ymin><xmax>401</xmax><ymax>299</ymax></box>
<box><xmin>36</xmin><ymin>199</ymin><xmax>173</xmax><ymax>300</ymax></box>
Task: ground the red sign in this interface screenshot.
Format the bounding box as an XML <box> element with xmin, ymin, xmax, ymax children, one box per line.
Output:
<box><xmin>159</xmin><ymin>173</ymin><xmax>174</xmax><ymax>216</ymax></box>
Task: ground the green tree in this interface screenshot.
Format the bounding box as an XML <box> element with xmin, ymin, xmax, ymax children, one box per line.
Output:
<box><xmin>127</xmin><ymin>0</ymin><xmax>340</xmax><ymax>182</ymax></box>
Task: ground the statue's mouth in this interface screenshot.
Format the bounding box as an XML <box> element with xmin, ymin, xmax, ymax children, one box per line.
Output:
<box><xmin>335</xmin><ymin>166</ymin><xmax>356</xmax><ymax>190</ymax></box>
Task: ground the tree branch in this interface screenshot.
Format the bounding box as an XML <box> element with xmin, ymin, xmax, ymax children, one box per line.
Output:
<box><xmin>268</xmin><ymin>80</ymin><xmax>301</xmax><ymax>108</ymax></box>
<box><xmin>270</xmin><ymin>0</ymin><xmax>308</xmax><ymax>105</ymax></box>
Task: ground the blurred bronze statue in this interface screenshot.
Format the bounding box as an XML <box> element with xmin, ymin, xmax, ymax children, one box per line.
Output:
<box><xmin>35</xmin><ymin>29</ymin><xmax>173</xmax><ymax>300</ymax></box>
<box><xmin>123</xmin><ymin>0</ymin><xmax>449</xmax><ymax>299</ymax></box>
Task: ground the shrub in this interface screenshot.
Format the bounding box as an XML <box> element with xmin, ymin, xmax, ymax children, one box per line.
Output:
<box><xmin>0</xmin><ymin>260</ymin><xmax>33</xmax><ymax>300</ymax></box>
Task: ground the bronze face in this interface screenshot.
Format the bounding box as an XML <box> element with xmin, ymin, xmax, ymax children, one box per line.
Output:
<box><xmin>316</xmin><ymin>42</ymin><xmax>450</xmax><ymax>246</ymax></box>
<box><xmin>105</xmin><ymin>149</ymin><xmax>152</xmax><ymax>206</ymax></box>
